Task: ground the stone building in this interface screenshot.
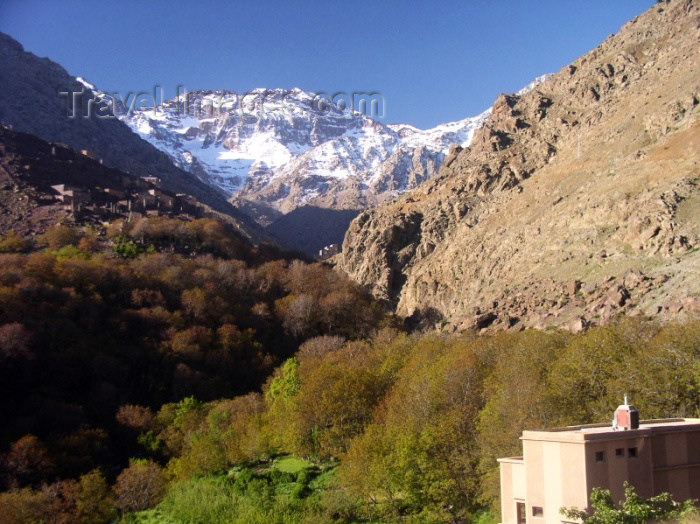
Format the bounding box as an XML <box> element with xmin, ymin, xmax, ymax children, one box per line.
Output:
<box><xmin>498</xmin><ymin>399</ymin><xmax>700</xmax><ymax>523</ymax></box>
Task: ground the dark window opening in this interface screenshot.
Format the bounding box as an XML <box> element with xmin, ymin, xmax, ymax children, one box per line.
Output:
<box><xmin>517</xmin><ymin>502</ymin><xmax>526</xmax><ymax>524</ymax></box>
<box><xmin>532</xmin><ymin>506</ymin><xmax>544</xmax><ymax>517</ymax></box>
<box><xmin>615</xmin><ymin>448</ymin><xmax>624</xmax><ymax>457</ymax></box>
<box><xmin>628</xmin><ymin>447</ymin><xmax>638</xmax><ymax>458</ymax></box>
<box><xmin>595</xmin><ymin>451</ymin><xmax>606</xmax><ymax>462</ymax></box>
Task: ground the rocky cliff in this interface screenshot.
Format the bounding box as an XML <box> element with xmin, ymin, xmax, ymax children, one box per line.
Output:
<box><xmin>338</xmin><ymin>0</ymin><xmax>700</xmax><ymax>331</ymax></box>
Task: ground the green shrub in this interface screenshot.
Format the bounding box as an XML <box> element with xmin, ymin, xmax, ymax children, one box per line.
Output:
<box><xmin>233</xmin><ymin>467</ymin><xmax>254</xmax><ymax>494</ymax></box>
<box><xmin>157</xmin><ymin>477</ymin><xmax>239</xmax><ymax>523</ymax></box>
<box><xmin>0</xmin><ymin>231</ymin><xmax>30</xmax><ymax>253</ymax></box>
<box><xmin>561</xmin><ymin>482</ymin><xmax>698</xmax><ymax>523</ymax></box>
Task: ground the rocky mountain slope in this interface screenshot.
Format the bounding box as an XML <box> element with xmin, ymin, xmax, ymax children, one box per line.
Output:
<box><xmin>338</xmin><ymin>0</ymin><xmax>700</xmax><ymax>331</ymax></box>
<box><xmin>124</xmin><ymin>88</ymin><xmax>492</xmax><ymax>225</ymax></box>
<box><xmin>0</xmin><ymin>32</ymin><xmax>265</xmax><ymax>242</ymax></box>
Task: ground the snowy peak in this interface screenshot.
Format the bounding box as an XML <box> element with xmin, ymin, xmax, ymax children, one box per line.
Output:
<box><xmin>126</xmin><ymin>88</ymin><xmax>387</xmax><ymax>196</ymax></box>
<box><xmin>124</xmin><ymin>86</ymin><xmax>491</xmax><ymax>213</ymax></box>
<box><xmin>516</xmin><ymin>73</ymin><xmax>553</xmax><ymax>96</ymax></box>
<box><xmin>398</xmin><ymin>109</ymin><xmax>492</xmax><ymax>151</ymax></box>
<box><xmin>117</xmin><ymin>79</ymin><xmax>547</xmax><ymax>252</ymax></box>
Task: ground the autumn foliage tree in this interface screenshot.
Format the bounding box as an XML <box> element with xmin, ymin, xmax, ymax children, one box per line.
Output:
<box><xmin>38</xmin><ymin>224</ymin><xmax>79</xmax><ymax>249</ymax></box>
<box><xmin>3</xmin><ymin>435</ymin><xmax>55</xmax><ymax>488</ymax></box>
<box><xmin>0</xmin><ymin>322</ymin><xmax>34</xmax><ymax>362</ymax></box>
<box><xmin>0</xmin><ymin>218</ymin><xmax>387</xmax><ymax>491</ymax></box>
<box><xmin>113</xmin><ymin>459</ymin><xmax>167</xmax><ymax>513</ymax></box>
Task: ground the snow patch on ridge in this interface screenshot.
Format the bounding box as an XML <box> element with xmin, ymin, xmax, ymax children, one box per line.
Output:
<box><xmin>125</xmin><ymin>88</ymin><xmax>490</xmax><ymax>197</ymax></box>
<box><xmin>119</xmin><ymin>78</ymin><xmax>548</xmax><ymax>214</ymax></box>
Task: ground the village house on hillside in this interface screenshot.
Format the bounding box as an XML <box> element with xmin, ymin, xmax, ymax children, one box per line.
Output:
<box><xmin>498</xmin><ymin>399</ymin><xmax>700</xmax><ymax>523</ymax></box>
<box><xmin>50</xmin><ymin>177</ymin><xmax>201</xmax><ymax>220</ymax></box>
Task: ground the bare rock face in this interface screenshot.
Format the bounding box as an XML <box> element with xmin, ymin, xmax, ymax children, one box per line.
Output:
<box><xmin>338</xmin><ymin>0</ymin><xmax>700</xmax><ymax>331</ymax></box>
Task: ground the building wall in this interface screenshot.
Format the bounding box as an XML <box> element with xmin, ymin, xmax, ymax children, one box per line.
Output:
<box><xmin>523</xmin><ymin>440</ymin><xmax>588</xmax><ymax>523</ymax></box>
<box><xmin>499</xmin><ymin>422</ymin><xmax>700</xmax><ymax>524</ymax></box>
<box><xmin>651</xmin><ymin>429</ymin><xmax>700</xmax><ymax>501</ymax></box>
<box><xmin>499</xmin><ymin>459</ymin><xmax>525</xmax><ymax>523</ymax></box>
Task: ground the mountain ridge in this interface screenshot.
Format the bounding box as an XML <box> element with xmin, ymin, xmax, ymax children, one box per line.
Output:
<box><xmin>122</xmin><ymin>87</ymin><xmax>493</xmax><ymax>220</ymax></box>
<box><xmin>338</xmin><ymin>0</ymin><xmax>700</xmax><ymax>331</ymax></box>
<box><xmin>0</xmin><ymin>32</ymin><xmax>267</xmax><ymax>242</ymax></box>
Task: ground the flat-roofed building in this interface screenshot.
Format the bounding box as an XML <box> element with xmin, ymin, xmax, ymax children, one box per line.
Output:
<box><xmin>498</xmin><ymin>400</ymin><xmax>700</xmax><ymax>523</ymax></box>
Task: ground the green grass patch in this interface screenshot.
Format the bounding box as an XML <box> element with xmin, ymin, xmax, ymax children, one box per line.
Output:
<box><xmin>156</xmin><ymin>476</ymin><xmax>239</xmax><ymax>523</ymax></box>
<box><xmin>134</xmin><ymin>463</ymin><xmax>350</xmax><ymax>524</ymax></box>
<box><xmin>136</xmin><ymin>457</ymin><xmax>343</xmax><ymax>523</ymax></box>
<box><xmin>309</xmin><ymin>467</ymin><xmax>337</xmax><ymax>490</ymax></box>
<box><xmin>272</xmin><ymin>455</ymin><xmax>314</xmax><ymax>474</ymax></box>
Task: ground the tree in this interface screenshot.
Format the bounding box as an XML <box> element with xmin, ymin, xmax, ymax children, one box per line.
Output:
<box><xmin>4</xmin><ymin>435</ymin><xmax>56</xmax><ymax>488</ymax></box>
<box><xmin>74</xmin><ymin>469</ymin><xmax>115</xmax><ymax>523</ymax></box>
<box><xmin>112</xmin><ymin>236</ymin><xmax>141</xmax><ymax>258</ymax></box>
<box><xmin>115</xmin><ymin>404</ymin><xmax>155</xmax><ymax>432</ymax></box>
<box><xmin>169</xmin><ymin>326</ymin><xmax>213</xmax><ymax>361</ymax></box>
<box><xmin>476</xmin><ymin>330</ymin><xmax>568</xmax><ymax>506</ymax></box>
<box><xmin>297</xmin><ymin>335</ymin><xmax>346</xmax><ymax>359</ymax></box>
<box><xmin>266</xmin><ymin>358</ymin><xmax>300</xmax><ymax>402</ymax></box>
<box><xmin>620</xmin><ymin>320</ymin><xmax>700</xmax><ymax>418</ymax></box>
<box><xmin>0</xmin><ymin>483</ymin><xmax>75</xmax><ymax>524</ymax></box>
<box><xmin>546</xmin><ymin>322</ymin><xmax>648</xmax><ymax>426</ymax></box>
<box><xmin>561</xmin><ymin>483</ymin><xmax>697</xmax><ymax>523</ymax></box>
<box><xmin>113</xmin><ymin>459</ymin><xmax>167</xmax><ymax>513</ymax></box>
<box><xmin>77</xmin><ymin>235</ymin><xmax>99</xmax><ymax>253</ymax></box>
<box><xmin>289</xmin><ymin>356</ymin><xmax>385</xmax><ymax>457</ymax></box>
<box><xmin>339</xmin><ymin>335</ymin><xmax>489</xmax><ymax>521</ymax></box>
<box><xmin>39</xmin><ymin>225</ymin><xmax>79</xmax><ymax>249</ymax></box>
<box><xmin>0</xmin><ymin>322</ymin><xmax>34</xmax><ymax>362</ymax></box>
<box><xmin>153</xmin><ymin>397</ymin><xmax>208</xmax><ymax>458</ymax></box>
<box><xmin>0</xmin><ymin>232</ymin><xmax>30</xmax><ymax>253</ymax></box>
<box><xmin>275</xmin><ymin>293</ymin><xmax>317</xmax><ymax>337</ymax></box>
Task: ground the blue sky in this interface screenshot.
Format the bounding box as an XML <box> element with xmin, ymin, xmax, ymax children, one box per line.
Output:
<box><xmin>0</xmin><ymin>0</ymin><xmax>655</xmax><ymax>129</ymax></box>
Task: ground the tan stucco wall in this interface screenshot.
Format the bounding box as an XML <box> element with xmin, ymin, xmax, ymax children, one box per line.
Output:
<box><xmin>651</xmin><ymin>428</ymin><xmax>700</xmax><ymax>501</ymax></box>
<box><xmin>499</xmin><ymin>421</ymin><xmax>700</xmax><ymax>523</ymax></box>
<box><xmin>498</xmin><ymin>459</ymin><xmax>524</xmax><ymax>524</ymax></box>
<box><xmin>523</xmin><ymin>440</ymin><xmax>588</xmax><ymax>522</ymax></box>
<box><xmin>585</xmin><ymin>435</ymin><xmax>654</xmax><ymax>504</ymax></box>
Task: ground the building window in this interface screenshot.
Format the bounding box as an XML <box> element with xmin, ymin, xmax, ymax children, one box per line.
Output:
<box><xmin>532</xmin><ymin>506</ymin><xmax>544</xmax><ymax>517</ymax></box>
<box><xmin>517</xmin><ymin>502</ymin><xmax>526</xmax><ymax>524</ymax></box>
<box><xmin>628</xmin><ymin>447</ymin><xmax>638</xmax><ymax>458</ymax></box>
<box><xmin>615</xmin><ymin>448</ymin><xmax>624</xmax><ymax>457</ymax></box>
<box><xmin>595</xmin><ymin>451</ymin><xmax>606</xmax><ymax>462</ymax></box>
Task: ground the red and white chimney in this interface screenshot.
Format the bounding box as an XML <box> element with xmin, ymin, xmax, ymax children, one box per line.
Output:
<box><xmin>612</xmin><ymin>394</ymin><xmax>639</xmax><ymax>430</ymax></box>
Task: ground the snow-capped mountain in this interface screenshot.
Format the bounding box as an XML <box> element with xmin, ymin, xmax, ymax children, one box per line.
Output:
<box><xmin>122</xmin><ymin>87</ymin><xmax>491</xmax><ymax>226</ymax></box>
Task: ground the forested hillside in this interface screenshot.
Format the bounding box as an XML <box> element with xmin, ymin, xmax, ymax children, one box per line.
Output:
<box><xmin>1</xmin><ymin>262</ymin><xmax>697</xmax><ymax>523</ymax></box>
<box><xmin>0</xmin><ymin>218</ymin><xmax>387</xmax><ymax>521</ymax></box>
